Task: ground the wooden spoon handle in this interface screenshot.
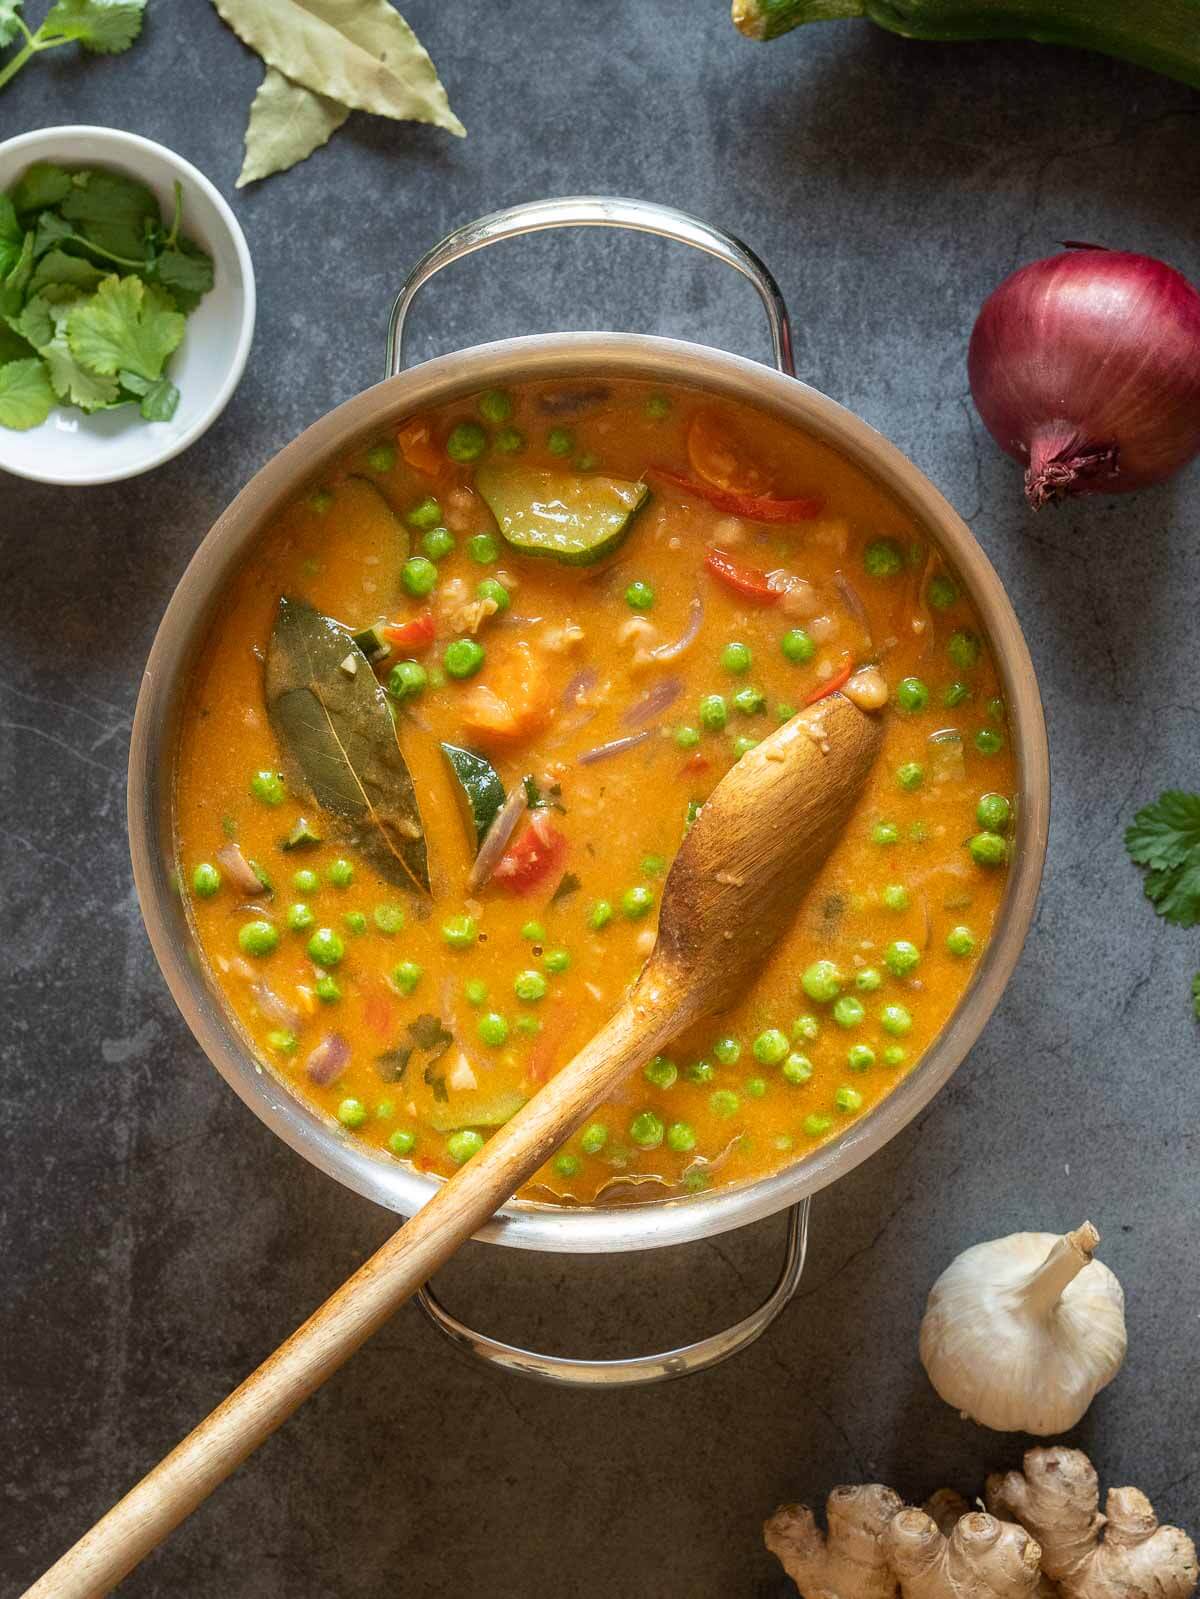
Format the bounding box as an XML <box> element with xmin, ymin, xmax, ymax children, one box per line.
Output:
<box><xmin>24</xmin><ymin>990</ymin><xmax>683</xmax><ymax>1599</ymax></box>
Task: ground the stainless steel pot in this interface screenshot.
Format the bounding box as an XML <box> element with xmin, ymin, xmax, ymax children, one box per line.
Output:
<box><xmin>129</xmin><ymin>197</ymin><xmax>1049</xmax><ymax>1387</ymax></box>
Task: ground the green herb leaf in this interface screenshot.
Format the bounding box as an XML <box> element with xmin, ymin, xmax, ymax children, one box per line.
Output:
<box><xmin>42</xmin><ymin>328</ymin><xmax>119</xmax><ymax>409</ymax></box>
<box><xmin>0</xmin><ymin>357</ymin><xmax>54</xmax><ymax>429</ymax></box>
<box><xmin>1125</xmin><ymin>790</ymin><xmax>1200</xmax><ymax>870</ymax></box>
<box><xmin>39</xmin><ymin>0</ymin><xmax>146</xmax><ymax>52</ymax></box>
<box><xmin>30</xmin><ymin>211</ymin><xmax>74</xmax><ymax>258</ymax></box>
<box><xmin>375</xmin><ymin>1013</ymin><xmax>452</xmax><ymax>1085</ymax></box>
<box><xmin>0</xmin><ymin>231</ymin><xmax>33</xmax><ymax>319</ymax></box>
<box><xmin>550</xmin><ymin>871</ymin><xmax>581</xmax><ymax>903</ymax></box>
<box><xmin>151</xmin><ymin>236</ymin><xmax>215</xmax><ymax>313</ymax></box>
<box><xmin>29</xmin><ymin>247</ymin><xmax>104</xmax><ymax>295</ymax></box>
<box><xmin>238</xmin><ymin>64</ymin><xmax>350</xmax><ymax>187</ymax></box>
<box><xmin>0</xmin><ymin>0</ymin><xmax>24</xmax><ymax>48</ymax></box>
<box><xmin>0</xmin><ymin>322</ymin><xmax>33</xmax><ymax>363</ymax></box>
<box><xmin>66</xmin><ymin>273</ymin><xmax>185</xmax><ymax>381</ymax></box>
<box><xmin>0</xmin><ymin>196</ymin><xmax>22</xmax><ymax>277</ymax></box>
<box><xmin>212</xmin><ymin>0</ymin><xmax>464</xmax><ymax>133</ymax></box>
<box><xmin>266</xmin><ymin>597</ymin><xmax>430</xmax><ymax>894</ymax></box>
<box><xmin>60</xmin><ymin>168</ymin><xmax>158</xmax><ymax>260</ymax></box>
<box><xmin>11</xmin><ymin>162</ymin><xmax>73</xmax><ymax>216</ymax></box>
<box><xmin>1143</xmin><ymin>861</ymin><xmax>1200</xmax><ymax>929</ymax></box>
<box><xmin>133</xmin><ymin>372</ymin><xmax>179</xmax><ymax>421</ymax></box>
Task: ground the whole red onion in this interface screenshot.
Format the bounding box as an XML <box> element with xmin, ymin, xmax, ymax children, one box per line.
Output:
<box><xmin>968</xmin><ymin>247</ymin><xmax>1200</xmax><ymax>509</ymax></box>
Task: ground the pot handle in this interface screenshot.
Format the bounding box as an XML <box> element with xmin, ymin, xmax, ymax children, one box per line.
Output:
<box><xmin>414</xmin><ymin>1198</ymin><xmax>809</xmax><ymax>1388</ymax></box>
<box><xmin>385</xmin><ymin>194</ymin><xmax>795</xmax><ymax>379</ymax></box>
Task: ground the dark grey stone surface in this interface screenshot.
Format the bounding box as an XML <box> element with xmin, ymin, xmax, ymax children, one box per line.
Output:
<box><xmin>3</xmin><ymin>5</ymin><xmax>1199</xmax><ymax>1595</ymax></box>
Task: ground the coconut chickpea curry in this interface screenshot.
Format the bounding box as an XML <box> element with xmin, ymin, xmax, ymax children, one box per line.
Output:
<box><xmin>177</xmin><ymin>379</ymin><xmax>1015</xmax><ymax>1204</ymax></box>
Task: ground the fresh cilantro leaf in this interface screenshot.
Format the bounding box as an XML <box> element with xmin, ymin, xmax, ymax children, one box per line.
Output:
<box><xmin>11</xmin><ymin>162</ymin><xmax>73</xmax><ymax>216</ymax></box>
<box><xmin>60</xmin><ymin>169</ymin><xmax>157</xmax><ymax>261</ymax></box>
<box><xmin>0</xmin><ymin>357</ymin><xmax>54</xmax><ymax>429</ymax></box>
<box><xmin>29</xmin><ymin>246</ymin><xmax>103</xmax><ymax>295</ymax></box>
<box><xmin>152</xmin><ymin>239</ymin><xmax>214</xmax><ymax>314</ymax></box>
<box><xmin>0</xmin><ymin>0</ymin><xmax>23</xmax><ymax>48</ymax></box>
<box><xmin>11</xmin><ymin>292</ymin><xmax>59</xmax><ymax>348</ymax></box>
<box><xmin>30</xmin><ymin>210</ymin><xmax>73</xmax><ymax>258</ymax></box>
<box><xmin>65</xmin><ymin>273</ymin><xmax>184</xmax><ymax>381</ymax></box>
<box><xmin>0</xmin><ymin>231</ymin><xmax>33</xmax><ymax>319</ymax></box>
<box><xmin>41</xmin><ymin>329</ymin><xmax>119</xmax><ymax>410</ymax></box>
<box><xmin>1125</xmin><ymin>790</ymin><xmax>1200</xmax><ymax>870</ymax></box>
<box><xmin>0</xmin><ymin>197</ymin><xmax>21</xmax><ymax>277</ymax></box>
<box><xmin>0</xmin><ymin>321</ymin><xmax>33</xmax><ymax>363</ymax></box>
<box><xmin>132</xmin><ymin>373</ymin><xmax>178</xmax><ymax>421</ymax></box>
<box><xmin>1143</xmin><ymin>860</ymin><xmax>1200</xmax><ymax>929</ymax></box>
<box><xmin>39</xmin><ymin>0</ymin><xmax>145</xmax><ymax>53</ymax></box>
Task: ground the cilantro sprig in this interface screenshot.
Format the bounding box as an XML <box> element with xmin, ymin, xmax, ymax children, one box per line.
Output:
<box><xmin>0</xmin><ymin>163</ymin><xmax>213</xmax><ymax>430</ymax></box>
<box><xmin>1125</xmin><ymin>791</ymin><xmax>1200</xmax><ymax>1021</ymax></box>
<box><xmin>0</xmin><ymin>0</ymin><xmax>145</xmax><ymax>92</ymax></box>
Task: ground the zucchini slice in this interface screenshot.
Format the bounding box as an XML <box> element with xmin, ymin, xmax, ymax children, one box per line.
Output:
<box><xmin>331</xmin><ymin>476</ymin><xmax>410</xmax><ymax>560</ymax></box>
<box><xmin>475</xmin><ymin>464</ymin><xmax>649</xmax><ymax>566</ymax></box>
<box><xmin>441</xmin><ymin>742</ymin><xmax>506</xmax><ymax>852</ymax></box>
<box><xmin>428</xmin><ymin>1090</ymin><xmax>527</xmax><ymax>1133</ymax></box>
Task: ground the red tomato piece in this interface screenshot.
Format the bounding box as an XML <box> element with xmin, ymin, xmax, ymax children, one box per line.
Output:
<box><xmin>803</xmin><ymin>657</ymin><xmax>855</xmax><ymax>706</ymax></box>
<box><xmin>383</xmin><ymin>611</ymin><xmax>436</xmax><ymax>651</ymax></box>
<box><xmin>704</xmin><ymin>547</ymin><xmax>781</xmax><ymax>604</ymax></box>
<box><xmin>492</xmin><ymin>811</ymin><xmax>568</xmax><ymax>896</ymax></box>
<box><xmin>650</xmin><ymin>465</ymin><xmax>823</xmax><ymax>523</ymax></box>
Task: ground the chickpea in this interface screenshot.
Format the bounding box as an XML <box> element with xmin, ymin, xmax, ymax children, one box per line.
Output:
<box><xmin>844</xmin><ymin>664</ymin><xmax>889</xmax><ymax>711</ymax></box>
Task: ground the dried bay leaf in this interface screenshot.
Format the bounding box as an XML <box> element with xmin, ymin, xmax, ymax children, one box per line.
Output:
<box><xmin>265</xmin><ymin>596</ymin><xmax>430</xmax><ymax>894</ymax></box>
<box><xmin>213</xmin><ymin>0</ymin><xmax>465</xmax><ymax>135</ymax></box>
<box><xmin>238</xmin><ymin>66</ymin><xmax>350</xmax><ymax>187</ymax></box>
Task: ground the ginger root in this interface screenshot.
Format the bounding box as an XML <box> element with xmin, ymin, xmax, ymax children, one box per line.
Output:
<box><xmin>764</xmin><ymin>1484</ymin><xmax>903</xmax><ymax>1599</ymax></box>
<box><xmin>987</xmin><ymin>1448</ymin><xmax>1198</xmax><ymax>1599</ymax></box>
<box><xmin>887</xmin><ymin>1508</ymin><xmax>1043</xmax><ymax>1598</ymax></box>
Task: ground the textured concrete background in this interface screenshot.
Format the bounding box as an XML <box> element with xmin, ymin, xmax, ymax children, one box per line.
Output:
<box><xmin>3</xmin><ymin>4</ymin><xmax>1199</xmax><ymax>1595</ymax></box>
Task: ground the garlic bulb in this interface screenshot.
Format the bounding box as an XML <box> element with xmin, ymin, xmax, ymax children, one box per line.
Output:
<box><xmin>918</xmin><ymin>1221</ymin><xmax>1126</xmax><ymax>1435</ymax></box>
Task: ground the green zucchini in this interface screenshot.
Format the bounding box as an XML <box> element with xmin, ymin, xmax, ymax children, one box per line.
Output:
<box><xmin>281</xmin><ymin>817</ymin><xmax>322</xmax><ymax>851</ymax></box>
<box><xmin>352</xmin><ymin>623</ymin><xmax>392</xmax><ymax>666</ymax></box>
<box><xmin>441</xmin><ymin>742</ymin><xmax>506</xmax><ymax>852</ymax></box>
<box><xmin>475</xmin><ymin>464</ymin><xmax>649</xmax><ymax>566</ymax></box>
<box><xmin>427</xmin><ymin>1090</ymin><xmax>527</xmax><ymax>1133</ymax></box>
<box><xmin>731</xmin><ymin>0</ymin><xmax>1200</xmax><ymax>90</ymax></box>
<box><xmin>335</xmin><ymin>475</ymin><xmax>410</xmax><ymax>557</ymax></box>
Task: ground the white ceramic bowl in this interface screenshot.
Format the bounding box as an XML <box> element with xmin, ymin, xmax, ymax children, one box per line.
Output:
<box><xmin>0</xmin><ymin>126</ymin><xmax>255</xmax><ymax>486</ymax></box>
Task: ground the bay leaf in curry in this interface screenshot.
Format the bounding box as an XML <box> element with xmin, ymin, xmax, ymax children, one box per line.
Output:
<box><xmin>265</xmin><ymin>596</ymin><xmax>429</xmax><ymax>893</ymax></box>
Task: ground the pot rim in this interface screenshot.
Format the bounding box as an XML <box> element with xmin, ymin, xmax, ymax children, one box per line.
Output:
<box><xmin>128</xmin><ymin>332</ymin><xmax>1049</xmax><ymax>1254</ymax></box>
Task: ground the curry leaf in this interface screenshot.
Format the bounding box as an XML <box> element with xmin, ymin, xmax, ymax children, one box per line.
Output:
<box><xmin>375</xmin><ymin>1013</ymin><xmax>452</xmax><ymax>1085</ymax></box>
<box><xmin>266</xmin><ymin>597</ymin><xmax>430</xmax><ymax>894</ymax></box>
<box><xmin>66</xmin><ymin>274</ymin><xmax>185</xmax><ymax>380</ymax></box>
<box><xmin>238</xmin><ymin>65</ymin><xmax>350</xmax><ymax>187</ymax></box>
<box><xmin>212</xmin><ymin>0</ymin><xmax>464</xmax><ymax>133</ymax></box>
<box><xmin>0</xmin><ymin>357</ymin><xmax>54</xmax><ymax>428</ymax></box>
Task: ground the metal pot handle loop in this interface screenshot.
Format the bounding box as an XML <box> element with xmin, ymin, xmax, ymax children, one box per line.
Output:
<box><xmin>415</xmin><ymin>1198</ymin><xmax>809</xmax><ymax>1388</ymax></box>
<box><xmin>386</xmin><ymin>195</ymin><xmax>795</xmax><ymax>379</ymax></box>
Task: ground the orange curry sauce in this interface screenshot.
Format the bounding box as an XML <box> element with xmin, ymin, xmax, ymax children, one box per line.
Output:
<box><xmin>176</xmin><ymin>380</ymin><xmax>1015</xmax><ymax>1205</ymax></box>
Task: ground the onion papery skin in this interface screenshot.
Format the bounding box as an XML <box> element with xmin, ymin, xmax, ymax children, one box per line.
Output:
<box><xmin>968</xmin><ymin>248</ymin><xmax>1200</xmax><ymax>509</ymax></box>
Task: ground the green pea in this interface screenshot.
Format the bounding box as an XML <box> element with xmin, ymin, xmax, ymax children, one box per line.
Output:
<box><xmin>969</xmin><ymin>831</ymin><xmax>1008</xmax><ymax>867</ymax></box>
<box><xmin>721</xmin><ymin>641</ymin><xmax>752</xmax><ymax>675</ymax></box>
<box><xmin>732</xmin><ymin>735</ymin><xmax>758</xmax><ymax>759</ymax></box>
<box><xmin>337</xmin><ymin>1097</ymin><xmax>367</xmax><ymax>1129</ymax></box>
<box><xmin>709</xmin><ymin>1090</ymin><xmax>741</xmax><ymax>1118</ymax></box>
<box><xmin>675</xmin><ymin>725</ymin><xmax>701</xmax><ymax>748</ymax></box>
<box><xmin>465</xmin><ymin>978</ymin><xmax>488</xmax><ymax>1006</ymax></box>
<box><xmin>343</xmin><ymin>911</ymin><xmax>367</xmax><ymax>936</ymax></box>
<box><xmin>880</xmin><ymin>1004</ymin><xmax>913</xmax><ymax>1036</ymax></box>
<box><xmin>250</xmin><ymin>769</ymin><xmax>286</xmax><ymax>806</ymax></box>
<box><xmin>781</xmin><ymin>1053</ymin><xmax>813</xmax><ymax>1085</ymax></box>
<box><xmin>542</xmin><ymin>947</ymin><xmax>571</xmax><ymax>974</ymax></box>
<box><xmin>553</xmin><ymin>1152</ymin><xmax>581</xmax><ymax>1178</ymax></box>
<box><xmin>588</xmin><ymin>901</ymin><xmax>613</xmax><ymax>931</ymax></box>
<box><xmin>974</xmin><ymin>728</ymin><xmax>1004</xmax><ymax>756</ymax></box>
<box><xmin>625</xmin><ymin>580</ymin><xmax>655</xmax><ymax>611</ymax></box>
<box><xmin>872</xmin><ymin>822</ymin><xmax>900</xmax><ymax>846</ymax></box>
<box><xmin>863</xmin><ymin>538</ymin><xmax>904</xmax><ymax>577</ymax></box>
<box><xmin>667</xmin><ymin>1121</ymin><xmax>696</xmax><ymax>1153</ymax></box>
<box><xmin>406</xmin><ymin>496</ymin><xmax>442</xmax><ymax>529</ymax></box>
<box><xmin>802</xmin><ymin>960</ymin><xmax>842</xmax><ymax>1003</ymax></box>
<box><xmin>444</xmin><ymin>638</ymin><xmax>485</xmax><ymax>679</ymax></box>
<box><xmin>401</xmin><ymin>556</ymin><xmax>438</xmax><ymax>598</ymax></box>
<box><xmin>392</xmin><ymin>960</ymin><xmax>422</xmax><ymax>994</ymax></box>
<box><xmin>745</xmin><ymin>1076</ymin><xmax>768</xmax><ymax>1099</ymax></box>
<box><xmin>896</xmin><ymin>762</ymin><xmax>924</xmax><ymax>792</ymax></box>
<box><xmin>287</xmin><ymin>902</ymin><xmax>314</xmax><ymax>932</ymax></box>
<box><xmin>948</xmin><ymin>629</ymin><xmax>982</xmax><ymax>670</ymax></box>
<box><xmin>946</xmin><ymin>925</ymin><xmax>976</xmax><ymax>957</ymax></box>
<box><xmin>292</xmin><ymin>868</ymin><xmax>319</xmax><ymax>894</ymax></box>
<box><xmin>389</xmin><ymin>1128</ymin><xmax>417</xmax><ymax>1156</ymax></box>
<box><xmin>367</xmin><ymin>442</ymin><xmax>396</xmax><ymax>473</ymax></box>
<box><xmin>832</xmin><ymin>995</ymin><xmax>865</xmax><ymax>1029</ymax></box>
<box><xmin>855</xmin><ymin>967</ymin><xmax>883</xmax><ymax>993</ymax></box>
<box><xmin>327</xmin><ymin>858</ymin><xmax>354</xmax><ymax>888</ymax></box>
<box><xmin>641</xmin><ymin>854</ymin><xmax>666</xmax><ymax>876</ymax></box>
<box><xmin>835</xmin><ymin>1084</ymin><xmax>864</xmax><ymax>1113</ymax></box>
<box><xmin>476</xmin><ymin>577</ymin><xmax>509</xmax><ymax>612</ymax></box>
<box><xmin>776</xmin><ymin>702</ymin><xmax>797</xmax><ymax>722</ymax></box>
<box><xmin>686</xmin><ymin>1059</ymin><xmax>715</xmax><ymax>1084</ymax></box>
<box><xmin>447</xmin><ymin>1129</ymin><xmax>484</xmax><ymax>1164</ymax></box>
<box><xmin>387</xmin><ymin>659</ymin><xmax>427</xmax><ymax>701</ymax></box>
<box><xmin>446</xmin><ymin>422</ymin><xmax>487</xmax><ymax>462</ymax></box>
<box><xmin>421</xmin><ymin>526</ymin><xmax>455</xmax><ymax>562</ymax></box>
<box><xmin>781</xmin><ymin>628</ymin><xmax>815</xmax><ymax>663</ymax></box>
<box><xmin>895</xmin><ymin>676</ymin><xmax>929</xmax><ymax>713</ymax></box>
<box><xmin>307</xmin><ymin>928</ymin><xmax>344</xmax><ymax>968</ymax></box>
<box><xmin>622</xmin><ymin>884</ymin><xmax>655</xmax><ymax>919</ymax></box>
<box><xmin>803</xmin><ymin>1112</ymin><xmax>834</xmax><ymax>1137</ymax></box>
<box><xmin>644</xmin><ymin>1055</ymin><xmax>678</xmax><ymax>1089</ymax></box>
<box><xmin>881</xmin><ymin>883</ymin><xmax>910</xmax><ymax>912</ymax></box>
<box><xmin>847</xmin><ymin>1043</ymin><xmax>875</xmax><ymax>1072</ymax></box>
<box><xmin>987</xmin><ymin>695</ymin><xmax>1006</xmax><ymax>723</ymax></box>
<box><xmin>630</xmin><ymin>1110</ymin><xmax>664</xmax><ymax>1149</ymax></box>
<box><xmin>547</xmin><ymin>426</ymin><xmax>574</xmax><ymax>456</ymax></box>
<box><xmin>752</xmin><ymin>1028</ymin><xmax>789</xmax><ymax>1065</ymax></box>
<box><xmin>467</xmin><ymin>533</ymin><xmax>499</xmax><ymax>564</ymax></box>
<box><xmin>495</xmin><ymin>426</ymin><xmax>526</xmax><ymax>454</ymax></box>
<box><xmin>374</xmin><ymin>904</ymin><xmax>405</xmax><ymax>935</ymax></box>
<box><xmin>316</xmin><ymin>975</ymin><xmax>341</xmax><ymax>1004</ymax></box>
<box><xmin>645</xmin><ymin>394</ymin><xmax>671</xmax><ymax>419</ymax></box>
<box><xmin>478</xmin><ymin>388</ymin><xmax>513</xmax><ymax>423</ymax></box>
<box><xmin>442</xmin><ymin>914</ymin><xmax>478</xmax><ymax>948</ymax></box>
<box><xmin>192</xmin><ymin>863</ymin><xmax>221</xmax><ymax>898</ymax></box>
<box><xmin>927</xmin><ymin>574</ymin><xmax>958</xmax><ymax>610</ymax></box>
<box><xmin>580</xmin><ymin>1122</ymin><xmax>608</xmax><ymax>1155</ymax></box>
<box><xmin>943</xmin><ymin>680</ymin><xmax>972</xmax><ymax>708</ymax></box>
<box><xmin>885</xmin><ymin>940</ymin><xmax>921</xmax><ymax>977</ymax></box>
<box><xmin>733</xmin><ymin>686</ymin><xmax>766</xmax><ymax>717</ymax></box>
<box><xmin>883</xmin><ymin>1044</ymin><xmax>907</xmax><ymax>1067</ymax></box>
<box><xmin>514</xmin><ymin>969</ymin><xmax>547</xmax><ymax>1002</ymax></box>
<box><xmin>477</xmin><ymin>1013</ymin><xmax>509</xmax><ymax>1047</ymax></box>
<box><xmin>238</xmin><ymin>920</ymin><xmax>278</xmax><ymax>957</ymax></box>
<box><xmin>976</xmin><ymin>793</ymin><xmax>1012</xmax><ymax>831</ymax></box>
<box><xmin>713</xmin><ymin>1035</ymin><xmax>741</xmax><ymax>1065</ymax></box>
<box><xmin>699</xmin><ymin>694</ymin><xmax>728</xmax><ymax>732</ymax></box>
<box><xmin>268</xmin><ymin>1030</ymin><xmax>297</xmax><ymax>1054</ymax></box>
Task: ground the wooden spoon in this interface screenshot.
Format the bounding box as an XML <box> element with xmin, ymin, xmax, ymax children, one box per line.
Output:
<box><xmin>26</xmin><ymin>693</ymin><xmax>881</xmax><ymax>1599</ymax></box>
